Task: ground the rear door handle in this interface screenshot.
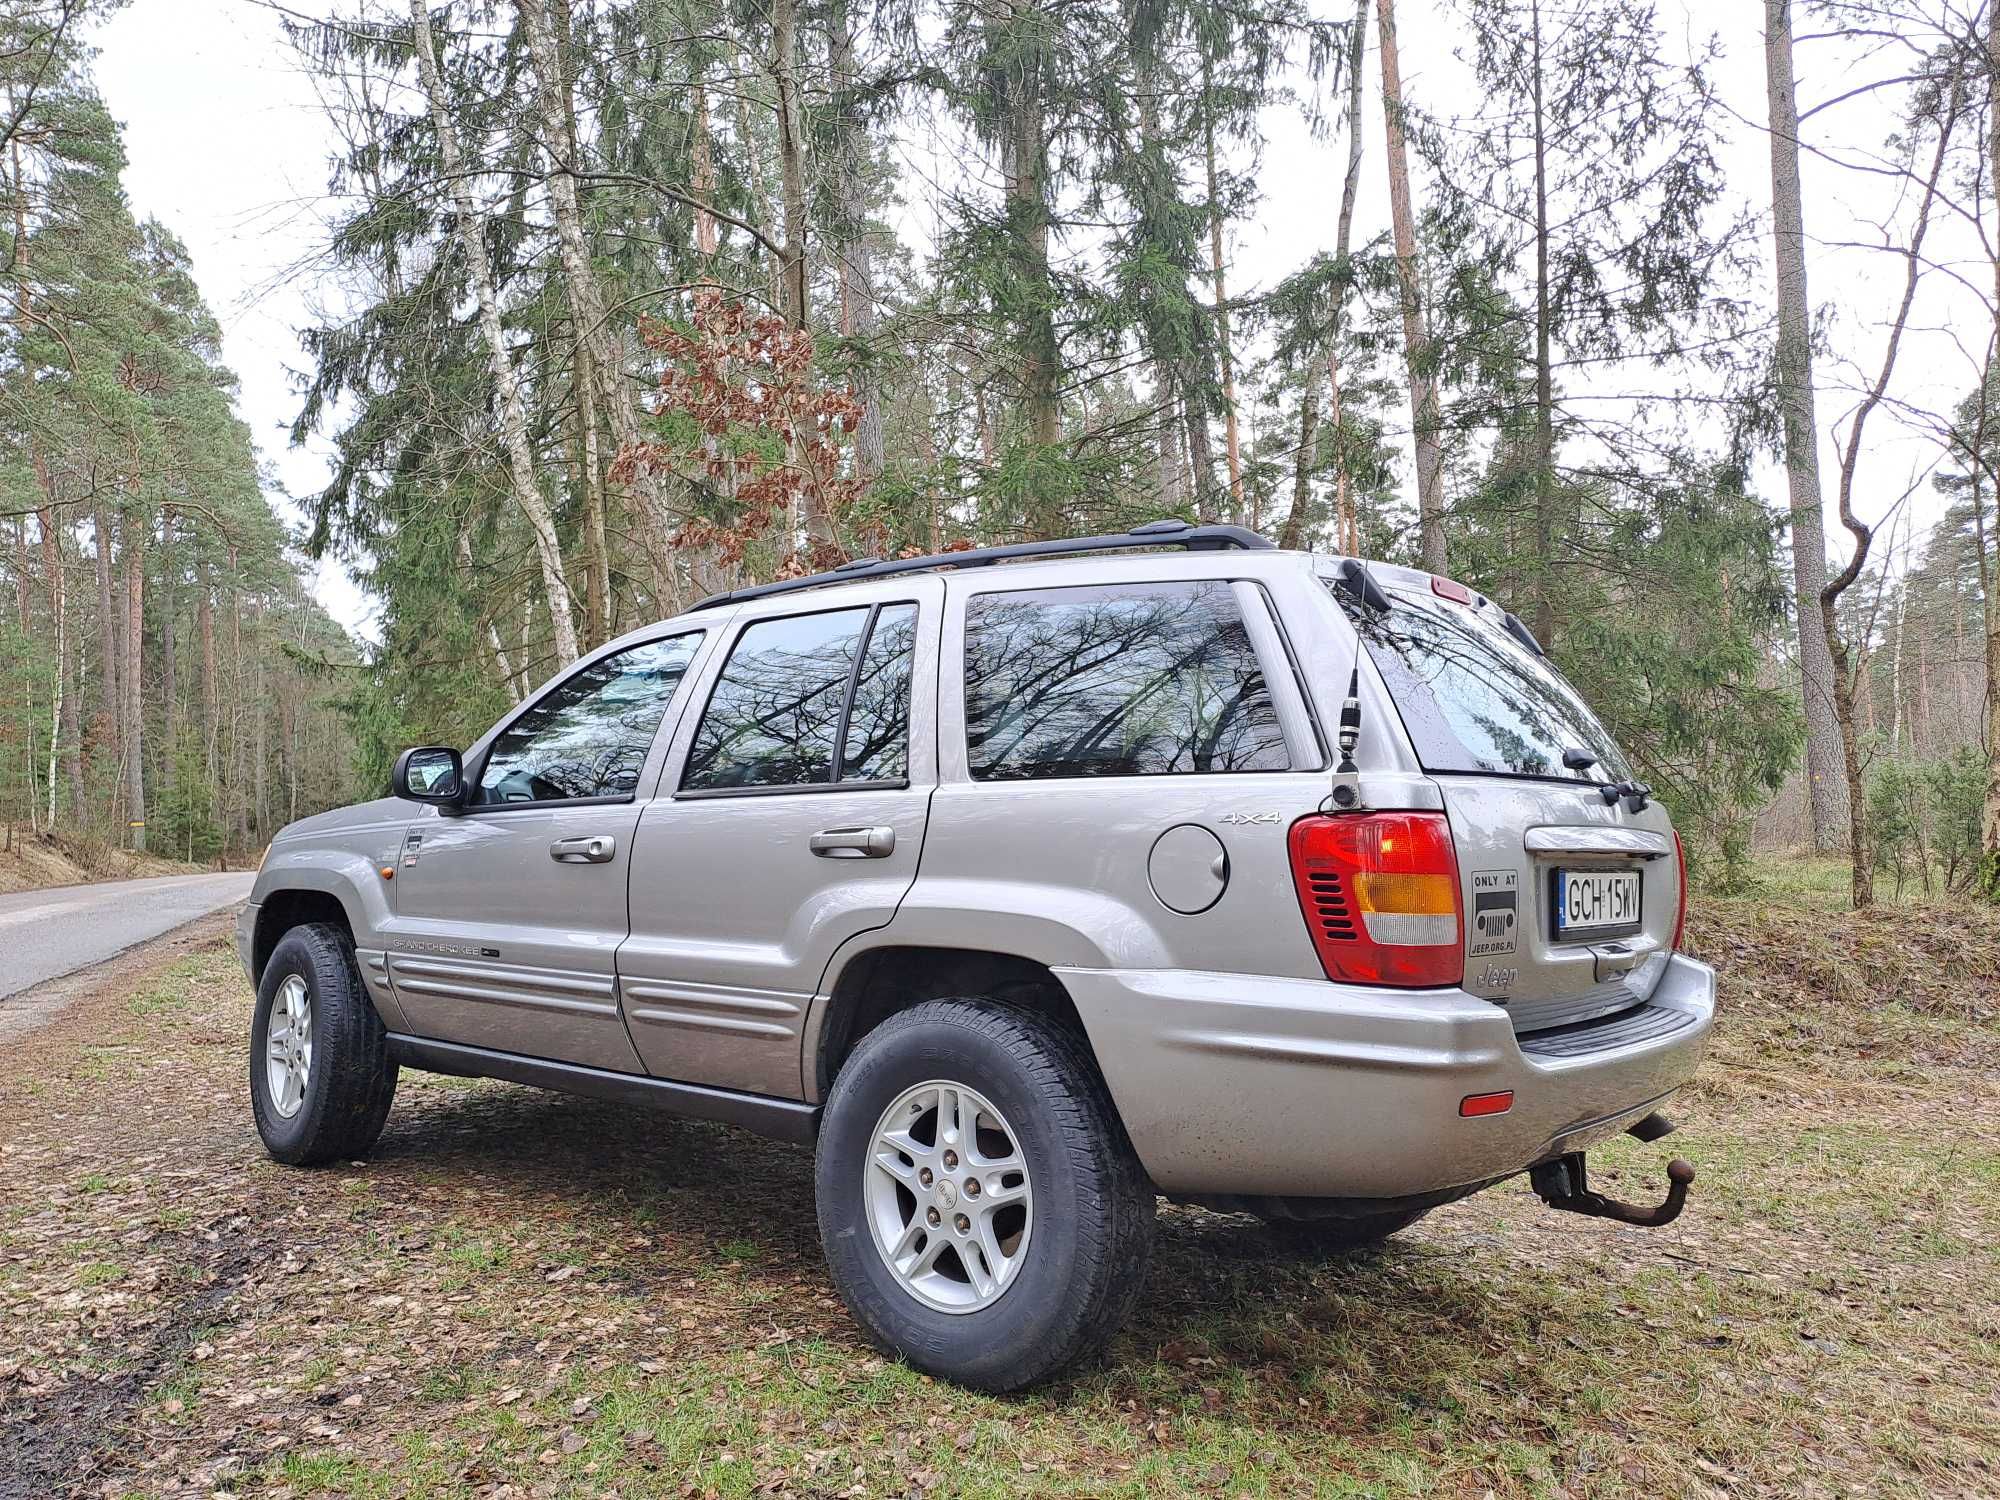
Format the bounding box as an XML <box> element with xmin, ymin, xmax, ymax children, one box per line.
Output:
<box><xmin>550</xmin><ymin>834</ymin><xmax>617</xmax><ymax>864</ymax></box>
<box><xmin>809</xmin><ymin>825</ymin><xmax>895</xmax><ymax>859</ymax></box>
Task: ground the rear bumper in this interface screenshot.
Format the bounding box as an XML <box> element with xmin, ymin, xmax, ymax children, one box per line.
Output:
<box><xmin>1056</xmin><ymin>953</ymin><xmax>1715</xmax><ymax>1199</ymax></box>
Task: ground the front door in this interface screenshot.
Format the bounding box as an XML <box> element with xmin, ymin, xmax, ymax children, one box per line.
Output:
<box><xmin>386</xmin><ymin>630</ymin><xmax>708</xmax><ymax>1072</ymax></box>
<box><xmin>618</xmin><ymin>582</ymin><xmax>941</xmax><ymax>1098</ymax></box>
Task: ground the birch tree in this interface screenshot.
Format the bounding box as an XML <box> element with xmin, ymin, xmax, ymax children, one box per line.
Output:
<box><xmin>407</xmin><ymin>0</ymin><xmax>579</xmax><ymax>665</ymax></box>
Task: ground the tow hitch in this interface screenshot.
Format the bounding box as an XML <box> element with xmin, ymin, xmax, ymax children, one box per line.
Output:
<box><xmin>1531</xmin><ymin>1152</ymin><xmax>1695</xmax><ymax>1228</ymax></box>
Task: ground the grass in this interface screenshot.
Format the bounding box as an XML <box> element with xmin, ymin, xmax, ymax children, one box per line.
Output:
<box><xmin>1</xmin><ymin>911</ymin><xmax>1996</xmax><ymax>1499</ymax></box>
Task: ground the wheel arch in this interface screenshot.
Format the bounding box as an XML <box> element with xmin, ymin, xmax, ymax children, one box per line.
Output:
<box><xmin>251</xmin><ymin>887</ymin><xmax>356</xmax><ymax>984</ymax></box>
<box><xmin>805</xmin><ymin>945</ymin><xmax>1106</xmax><ymax>1104</ymax></box>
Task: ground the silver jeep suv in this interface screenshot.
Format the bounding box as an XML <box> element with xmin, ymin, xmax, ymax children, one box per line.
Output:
<box><xmin>239</xmin><ymin>521</ymin><xmax>1714</xmax><ymax>1390</ymax></box>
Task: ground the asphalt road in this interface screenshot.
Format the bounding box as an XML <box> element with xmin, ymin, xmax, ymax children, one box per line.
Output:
<box><xmin>0</xmin><ymin>872</ymin><xmax>255</xmax><ymax>1001</ymax></box>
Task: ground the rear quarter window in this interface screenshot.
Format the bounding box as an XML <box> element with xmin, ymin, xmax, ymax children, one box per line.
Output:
<box><xmin>963</xmin><ymin>580</ymin><xmax>1291</xmax><ymax>780</ymax></box>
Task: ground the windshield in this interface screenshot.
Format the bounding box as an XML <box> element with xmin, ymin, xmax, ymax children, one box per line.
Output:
<box><xmin>1329</xmin><ymin>582</ymin><xmax>1632</xmax><ymax>782</ymax></box>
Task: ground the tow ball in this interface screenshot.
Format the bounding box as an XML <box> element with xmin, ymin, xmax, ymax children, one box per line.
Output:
<box><xmin>1530</xmin><ymin>1151</ymin><xmax>1695</xmax><ymax>1229</ymax></box>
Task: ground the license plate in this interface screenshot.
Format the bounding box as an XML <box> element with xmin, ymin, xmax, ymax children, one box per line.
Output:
<box><xmin>1552</xmin><ymin>868</ymin><xmax>1641</xmax><ymax>939</ymax></box>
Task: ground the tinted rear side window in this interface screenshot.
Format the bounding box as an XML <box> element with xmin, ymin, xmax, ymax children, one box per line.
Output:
<box><xmin>964</xmin><ymin>581</ymin><xmax>1291</xmax><ymax>780</ymax></box>
<box><xmin>683</xmin><ymin>608</ymin><xmax>869</xmax><ymax>790</ymax></box>
<box><xmin>681</xmin><ymin>603</ymin><xmax>918</xmax><ymax>791</ymax></box>
<box><xmin>840</xmin><ymin>603</ymin><xmax>917</xmax><ymax>782</ymax></box>
<box><xmin>1343</xmin><ymin>585</ymin><xmax>1631</xmax><ymax>780</ymax></box>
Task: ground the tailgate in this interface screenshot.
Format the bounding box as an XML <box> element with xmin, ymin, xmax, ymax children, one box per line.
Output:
<box><xmin>1440</xmin><ymin>776</ymin><xmax>1680</xmax><ymax>1030</ymax></box>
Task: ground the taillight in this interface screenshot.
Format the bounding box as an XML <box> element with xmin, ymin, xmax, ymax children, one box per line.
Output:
<box><xmin>1671</xmin><ymin>830</ymin><xmax>1688</xmax><ymax>951</ymax></box>
<box><xmin>1289</xmin><ymin>812</ymin><xmax>1464</xmax><ymax>988</ymax></box>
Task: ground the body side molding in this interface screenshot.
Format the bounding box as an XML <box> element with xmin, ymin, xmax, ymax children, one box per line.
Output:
<box><xmin>384</xmin><ymin>1034</ymin><xmax>821</xmax><ymax>1145</ymax></box>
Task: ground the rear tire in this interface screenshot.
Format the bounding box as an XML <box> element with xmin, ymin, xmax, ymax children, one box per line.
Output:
<box><xmin>249</xmin><ymin>923</ymin><xmax>398</xmax><ymax>1166</ymax></box>
<box><xmin>815</xmin><ymin>1000</ymin><xmax>1155</xmax><ymax>1391</ymax></box>
<box><xmin>1261</xmin><ymin>1206</ymin><xmax>1430</xmax><ymax>1256</ymax></box>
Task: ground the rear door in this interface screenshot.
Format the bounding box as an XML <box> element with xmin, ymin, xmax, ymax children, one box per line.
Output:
<box><xmin>1348</xmin><ymin>583</ymin><xmax>1681</xmax><ymax>1029</ymax></box>
<box><xmin>916</xmin><ymin>572</ymin><xmax>1333</xmax><ymax>981</ymax></box>
<box><xmin>617</xmin><ymin>580</ymin><xmax>942</xmax><ymax>1098</ymax></box>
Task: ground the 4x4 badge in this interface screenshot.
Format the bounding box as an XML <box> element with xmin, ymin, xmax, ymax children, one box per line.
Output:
<box><xmin>1218</xmin><ymin>811</ymin><xmax>1281</xmax><ymax>825</ymax></box>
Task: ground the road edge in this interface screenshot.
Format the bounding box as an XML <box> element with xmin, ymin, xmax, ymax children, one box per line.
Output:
<box><xmin>0</xmin><ymin>908</ymin><xmax>241</xmax><ymax>1046</ymax></box>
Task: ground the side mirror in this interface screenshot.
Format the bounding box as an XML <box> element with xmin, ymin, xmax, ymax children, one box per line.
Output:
<box><xmin>391</xmin><ymin>746</ymin><xmax>464</xmax><ymax>807</ymax></box>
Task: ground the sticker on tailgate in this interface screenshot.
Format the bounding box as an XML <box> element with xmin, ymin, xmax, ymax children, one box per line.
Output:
<box><xmin>1469</xmin><ymin>869</ymin><xmax>1519</xmax><ymax>957</ymax></box>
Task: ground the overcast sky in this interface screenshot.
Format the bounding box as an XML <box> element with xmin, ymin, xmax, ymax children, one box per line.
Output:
<box><xmin>89</xmin><ymin>0</ymin><xmax>1982</xmax><ymax>646</ymax></box>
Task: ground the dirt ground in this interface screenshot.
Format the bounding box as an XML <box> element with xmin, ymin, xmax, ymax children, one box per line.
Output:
<box><xmin>1</xmin><ymin>906</ymin><xmax>1995</xmax><ymax>1499</ymax></box>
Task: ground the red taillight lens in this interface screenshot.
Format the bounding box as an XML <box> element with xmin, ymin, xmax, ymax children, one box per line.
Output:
<box><xmin>1289</xmin><ymin>812</ymin><xmax>1464</xmax><ymax>988</ymax></box>
<box><xmin>1672</xmin><ymin>830</ymin><xmax>1688</xmax><ymax>952</ymax></box>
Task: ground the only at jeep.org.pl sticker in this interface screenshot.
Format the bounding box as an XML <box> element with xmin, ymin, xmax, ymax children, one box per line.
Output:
<box><xmin>1468</xmin><ymin>868</ymin><xmax>1519</xmax><ymax>958</ymax></box>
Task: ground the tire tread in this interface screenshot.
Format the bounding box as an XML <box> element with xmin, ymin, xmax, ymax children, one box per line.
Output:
<box><xmin>252</xmin><ymin>922</ymin><xmax>397</xmax><ymax>1166</ymax></box>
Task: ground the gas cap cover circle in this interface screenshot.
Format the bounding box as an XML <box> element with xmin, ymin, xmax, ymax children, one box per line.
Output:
<box><xmin>1148</xmin><ymin>824</ymin><xmax>1229</xmax><ymax>915</ymax></box>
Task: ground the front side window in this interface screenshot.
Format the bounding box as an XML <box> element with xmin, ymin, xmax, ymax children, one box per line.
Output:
<box><xmin>476</xmin><ymin>634</ymin><xmax>702</xmax><ymax>805</ymax></box>
<box><xmin>964</xmin><ymin>581</ymin><xmax>1291</xmax><ymax>780</ymax></box>
<box><xmin>682</xmin><ymin>603</ymin><xmax>917</xmax><ymax>791</ymax></box>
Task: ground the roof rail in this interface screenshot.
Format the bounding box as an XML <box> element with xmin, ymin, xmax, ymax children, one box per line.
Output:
<box><xmin>689</xmin><ymin>519</ymin><xmax>1278</xmax><ymax>611</ymax></box>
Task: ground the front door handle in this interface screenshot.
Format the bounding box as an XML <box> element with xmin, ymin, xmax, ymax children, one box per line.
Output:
<box><xmin>550</xmin><ymin>834</ymin><xmax>616</xmax><ymax>864</ymax></box>
<box><xmin>809</xmin><ymin>825</ymin><xmax>895</xmax><ymax>859</ymax></box>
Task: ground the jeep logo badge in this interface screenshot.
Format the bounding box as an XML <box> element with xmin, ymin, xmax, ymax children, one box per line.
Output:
<box><xmin>1468</xmin><ymin>869</ymin><xmax>1519</xmax><ymax>959</ymax></box>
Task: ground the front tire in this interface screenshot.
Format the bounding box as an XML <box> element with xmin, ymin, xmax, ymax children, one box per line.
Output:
<box><xmin>249</xmin><ymin>923</ymin><xmax>398</xmax><ymax>1166</ymax></box>
<box><xmin>815</xmin><ymin>1001</ymin><xmax>1155</xmax><ymax>1391</ymax></box>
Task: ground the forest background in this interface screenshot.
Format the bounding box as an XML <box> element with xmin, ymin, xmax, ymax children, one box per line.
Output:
<box><xmin>3</xmin><ymin>0</ymin><xmax>1997</xmax><ymax>911</ymax></box>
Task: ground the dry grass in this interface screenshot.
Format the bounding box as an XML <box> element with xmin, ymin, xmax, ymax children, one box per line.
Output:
<box><xmin>0</xmin><ymin>830</ymin><xmax>208</xmax><ymax>895</ymax></box>
<box><xmin>1</xmin><ymin>906</ymin><xmax>1996</xmax><ymax>1499</ymax></box>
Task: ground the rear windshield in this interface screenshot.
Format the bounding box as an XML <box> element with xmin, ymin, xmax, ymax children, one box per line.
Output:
<box><xmin>1331</xmin><ymin>582</ymin><xmax>1632</xmax><ymax>782</ymax></box>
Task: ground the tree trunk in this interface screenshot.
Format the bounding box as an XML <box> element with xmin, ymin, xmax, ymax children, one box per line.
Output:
<box><xmin>1766</xmin><ymin>0</ymin><xmax>1849</xmax><ymax>852</ymax></box>
<box><xmin>690</xmin><ymin>70</ymin><xmax>720</xmax><ymax>258</ymax></box>
<box><xmin>518</xmin><ymin>0</ymin><xmax>678</xmax><ymax>612</ymax></box>
<box><xmin>830</xmin><ymin>0</ymin><xmax>884</xmax><ymax>489</ymax></box>
<box><xmin>93</xmin><ymin>504</ymin><xmax>120</xmax><ymax>790</ymax></box>
<box><xmin>159</xmin><ymin>516</ymin><xmax>177</xmax><ymax>802</ymax></box>
<box><xmin>409</xmin><ymin>0</ymin><xmax>580</xmax><ymax>666</ymax></box>
<box><xmin>35</xmin><ymin>479</ymin><xmax>78</xmax><ymax>826</ymax></box>
<box><xmin>1287</xmin><ymin>366</ymin><xmax>1322</xmax><ymax>549</ymax></box>
<box><xmin>122</xmin><ymin>521</ymin><xmax>145</xmax><ymax>852</ymax></box>
<box><xmin>993</xmin><ymin>0</ymin><xmax>1061</xmax><ymax>535</ymax></box>
<box><xmin>1528</xmin><ymin>0</ymin><xmax>1558</xmax><ymax>643</ymax></box>
<box><xmin>1282</xmin><ymin>0</ymin><xmax>1370</xmax><ymax>554</ymax></box>
<box><xmin>1376</xmin><ymin>0</ymin><xmax>1446</xmax><ymax>573</ymax></box>
<box><xmin>768</xmin><ymin>0</ymin><xmax>811</xmax><ymax>330</ymax></box>
<box><xmin>198</xmin><ymin>564</ymin><xmax>218</xmax><ymax>784</ymax></box>
<box><xmin>1154</xmin><ymin>361</ymin><xmax>1188</xmax><ymax>512</ymax></box>
<box><xmin>1201</xmin><ymin>61</ymin><xmax>1245</xmax><ymax>521</ymax></box>
<box><xmin>1983</xmin><ymin>6</ymin><xmax>2000</xmax><ymax>901</ymax></box>
<box><xmin>576</xmin><ymin>351</ymin><xmax>611</xmax><ymax>648</ymax></box>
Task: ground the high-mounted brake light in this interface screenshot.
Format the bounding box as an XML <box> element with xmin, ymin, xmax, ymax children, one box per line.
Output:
<box><xmin>1430</xmin><ymin>575</ymin><xmax>1474</xmax><ymax>605</ymax></box>
<box><xmin>1672</xmin><ymin>830</ymin><xmax>1688</xmax><ymax>952</ymax></box>
<box><xmin>1289</xmin><ymin>812</ymin><xmax>1464</xmax><ymax>988</ymax></box>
